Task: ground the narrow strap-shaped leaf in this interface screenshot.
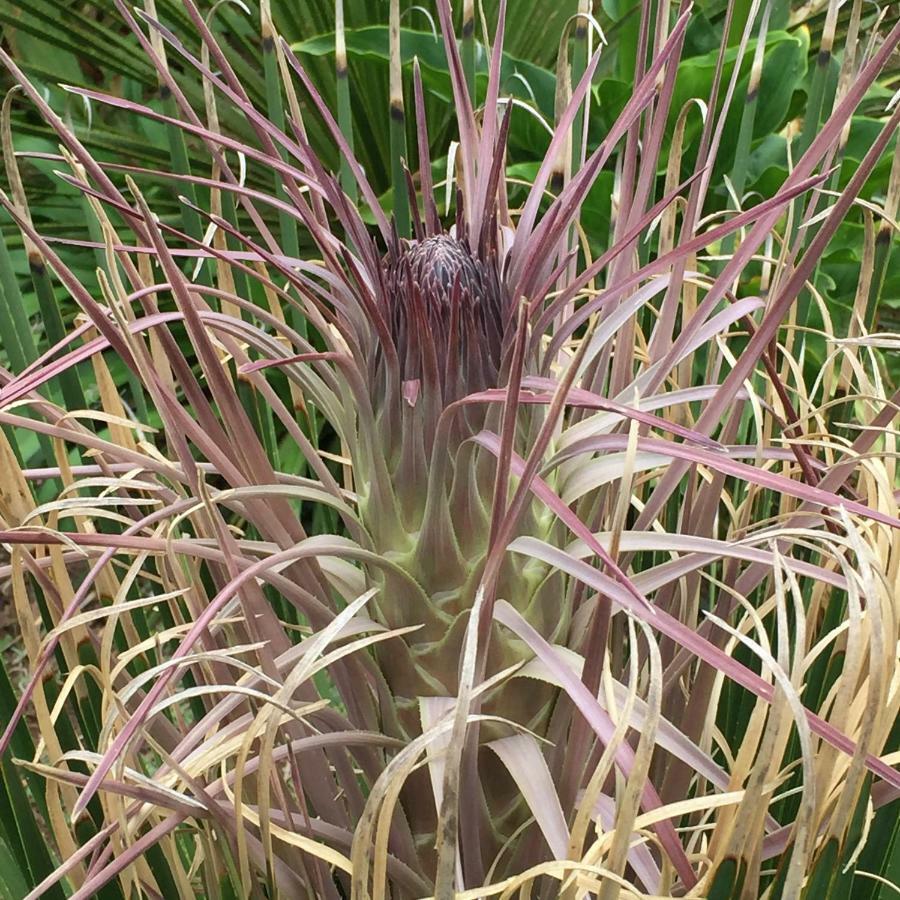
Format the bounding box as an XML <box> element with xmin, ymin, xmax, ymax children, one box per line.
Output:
<box><xmin>388</xmin><ymin>0</ymin><xmax>410</xmax><ymax>238</ymax></box>
<box><xmin>334</xmin><ymin>0</ymin><xmax>358</xmax><ymax>201</ymax></box>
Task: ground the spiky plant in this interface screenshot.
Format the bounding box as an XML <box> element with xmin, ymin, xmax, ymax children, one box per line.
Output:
<box><xmin>0</xmin><ymin>1</ymin><xmax>899</xmax><ymax>898</ymax></box>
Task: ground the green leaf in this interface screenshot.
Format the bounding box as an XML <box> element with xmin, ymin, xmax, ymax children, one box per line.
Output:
<box><xmin>0</xmin><ymin>753</ymin><xmax>65</xmax><ymax>900</ymax></box>
<box><xmin>669</xmin><ymin>30</ymin><xmax>808</xmax><ymax>179</ymax></box>
<box><xmin>0</xmin><ymin>835</ymin><xmax>31</xmax><ymax>900</ymax></box>
<box><xmin>708</xmin><ymin>857</ymin><xmax>746</xmax><ymax>900</ymax></box>
<box><xmin>803</xmin><ymin>836</ymin><xmax>840</xmax><ymax>898</ymax></box>
<box><xmin>292</xmin><ymin>26</ymin><xmax>557</xmax><ymax>119</ymax></box>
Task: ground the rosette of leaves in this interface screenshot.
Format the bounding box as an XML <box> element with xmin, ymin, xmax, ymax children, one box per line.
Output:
<box><xmin>0</xmin><ymin>2</ymin><xmax>899</xmax><ymax>899</ymax></box>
